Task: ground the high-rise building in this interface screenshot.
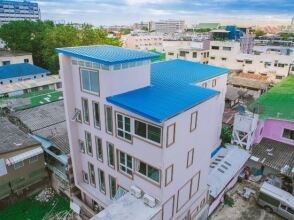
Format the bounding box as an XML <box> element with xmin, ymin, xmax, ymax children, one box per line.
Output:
<box><xmin>56</xmin><ymin>45</ymin><xmax>228</xmax><ymax>219</ymax></box>
<box><xmin>0</xmin><ymin>0</ymin><xmax>40</xmax><ymax>24</ymax></box>
<box><xmin>152</xmin><ymin>19</ymin><xmax>185</xmax><ymax>33</ymax></box>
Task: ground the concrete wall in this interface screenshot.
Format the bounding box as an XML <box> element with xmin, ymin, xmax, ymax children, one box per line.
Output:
<box><xmin>0</xmin><ymin>73</ymin><xmax>48</xmax><ymax>85</ymax></box>
<box><xmin>254</xmin><ymin>118</ymin><xmax>294</xmax><ymax>145</ymax></box>
<box><xmin>0</xmin><ymin>54</ymin><xmax>33</xmax><ymax>66</ymax></box>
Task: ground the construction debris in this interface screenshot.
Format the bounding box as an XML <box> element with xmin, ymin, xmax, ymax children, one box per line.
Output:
<box><xmin>35</xmin><ymin>187</ymin><xmax>55</xmax><ymax>203</ymax></box>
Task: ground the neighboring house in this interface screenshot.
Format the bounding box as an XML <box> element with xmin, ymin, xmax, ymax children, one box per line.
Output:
<box><xmin>248</xmin><ymin>76</ymin><xmax>294</xmax><ymax>186</ymax></box>
<box><xmin>9</xmin><ymin>100</ymin><xmax>71</xmax><ymax>197</ymax></box>
<box><xmin>209</xmin><ymin>41</ymin><xmax>294</xmax><ymax>82</ymax></box>
<box><xmin>166</xmin><ymin>47</ymin><xmax>210</xmax><ymax>64</ymax></box>
<box><xmin>0</xmin><ymin>63</ymin><xmax>49</xmax><ymax>85</ymax></box>
<box><xmin>0</xmin><ymin>74</ymin><xmax>61</xmax><ymax>98</ymax></box>
<box><xmin>56</xmin><ymin>45</ymin><xmax>228</xmax><ymax>220</ymax></box>
<box><xmin>122</xmin><ymin>33</ymin><xmax>163</xmax><ymax>51</ymax></box>
<box><xmin>225</xmin><ymin>86</ymin><xmax>240</xmax><ymax>108</ymax></box>
<box><xmin>0</xmin><ymin>117</ymin><xmax>47</xmax><ymax>202</ymax></box>
<box><xmin>0</xmin><ymin>50</ymin><xmax>33</xmax><ymax>66</ymax></box>
<box><xmin>208</xmin><ymin>146</ymin><xmax>250</xmax><ymax>215</ymax></box>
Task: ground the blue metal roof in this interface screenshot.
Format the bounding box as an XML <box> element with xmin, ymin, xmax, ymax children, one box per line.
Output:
<box><xmin>55</xmin><ymin>45</ymin><xmax>160</xmax><ymax>65</ymax></box>
<box><xmin>0</xmin><ymin>63</ymin><xmax>49</xmax><ymax>80</ymax></box>
<box><xmin>107</xmin><ymin>59</ymin><xmax>229</xmax><ymax>123</ymax></box>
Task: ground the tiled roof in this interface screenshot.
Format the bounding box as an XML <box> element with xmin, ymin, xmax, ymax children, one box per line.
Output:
<box><xmin>0</xmin><ymin>63</ymin><xmax>49</xmax><ymax>80</ymax></box>
<box><xmin>107</xmin><ymin>59</ymin><xmax>229</xmax><ymax>122</ymax></box>
<box><xmin>251</xmin><ymin>138</ymin><xmax>294</xmax><ymax>178</ymax></box>
<box><xmin>55</xmin><ymin>45</ymin><xmax>160</xmax><ymax>65</ymax></box>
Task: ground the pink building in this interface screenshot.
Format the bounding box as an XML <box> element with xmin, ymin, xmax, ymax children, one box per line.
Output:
<box><xmin>56</xmin><ymin>45</ymin><xmax>228</xmax><ymax>219</ymax></box>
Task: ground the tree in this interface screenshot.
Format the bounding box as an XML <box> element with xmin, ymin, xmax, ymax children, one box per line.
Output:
<box><xmin>0</xmin><ymin>20</ymin><xmax>120</xmax><ymax>74</ymax></box>
<box><xmin>255</xmin><ymin>30</ymin><xmax>266</xmax><ymax>37</ymax></box>
<box><xmin>221</xmin><ymin>126</ymin><xmax>232</xmax><ymax>144</ymax></box>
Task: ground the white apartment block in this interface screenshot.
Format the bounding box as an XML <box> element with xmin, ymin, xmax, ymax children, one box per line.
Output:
<box><xmin>122</xmin><ymin>33</ymin><xmax>163</xmax><ymax>51</ymax></box>
<box><xmin>166</xmin><ymin>48</ymin><xmax>209</xmax><ymax>64</ymax></box>
<box><xmin>56</xmin><ymin>45</ymin><xmax>228</xmax><ymax>220</ymax></box>
<box><xmin>152</xmin><ymin>20</ymin><xmax>185</xmax><ymax>33</ymax></box>
<box><xmin>0</xmin><ymin>50</ymin><xmax>33</xmax><ymax>66</ymax></box>
<box><xmin>209</xmin><ymin>41</ymin><xmax>294</xmax><ymax>82</ymax></box>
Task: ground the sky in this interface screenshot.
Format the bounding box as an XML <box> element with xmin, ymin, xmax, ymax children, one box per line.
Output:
<box><xmin>35</xmin><ymin>0</ymin><xmax>294</xmax><ymax>27</ymax></box>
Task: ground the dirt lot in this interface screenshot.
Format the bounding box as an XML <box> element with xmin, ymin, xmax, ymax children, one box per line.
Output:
<box><xmin>210</xmin><ymin>181</ymin><xmax>282</xmax><ymax>220</ymax></box>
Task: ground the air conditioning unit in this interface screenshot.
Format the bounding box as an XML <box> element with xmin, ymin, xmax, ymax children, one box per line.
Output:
<box><xmin>130</xmin><ymin>185</ymin><xmax>142</xmax><ymax>198</ymax></box>
<box><xmin>143</xmin><ymin>194</ymin><xmax>156</xmax><ymax>208</ymax></box>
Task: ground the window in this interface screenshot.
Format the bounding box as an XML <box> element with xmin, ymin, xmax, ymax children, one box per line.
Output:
<box><xmin>192</xmin><ymin>52</ymin><xmax>197</xmax><ymax>58</ymax></box>
<box><xmin>80</xmin><ymin>69</ymin><xmax>99</xmax><ymax>94</ymax></box>
<box><xmin>202</xmin><ymin>82</ymin><xmax>207</xmax><ymax>88</ymax></box>
<box><xmin>136</xmin><ymin>160</ymin><xmax>160</xmax><ymax>184</ymax></box>
<box><xmin>167</xmin><ymin>123</ymin><xmax>176</xmax><ymax>147</ymax></box>
<box><xmin>212</xmin><ymin>79</ymin><xmax>217</xmax><ymax>87</ymax></box>
<box><xmin>287</xmin><ymin>207</ymin><xmax>294</xmax><ymax>215</ymax></box>
<box><xmin>72</xmin><ymin>108</ymin><xmax>82</xmax><ymax>122</ymax></box>
<box><xmin>211</xmin><ymin>46</ymin><xmax>219</xmax><ymax>50</ymax></box>
<box><xmin>109</xmin><ymin>175</ymin><xmax>117</xmax><ymax>199</ymax></box>
<box><xmin>92</xmin><ymin>102</ymin><xmax>100</xmax><ymax>128</ymax></box>
<box><xmin>2</xmin><ymin>60</ymin><xmax>10</xmax><ymax>65</ymax></box>
<box><xmin>95</xmin><ymin>137</ymin><xmax>103</xmax><ymax>162</ymax></box>
<box><xmin>118</xmin><ymin>151</ymin><xmax>133</xmax><ymax>176</ymax></box>
<box><xmin>245</xmin><ymin>60</ymin><xmax>252</xmax><ymax>64</ymax></box>
<box><xmin>88</xmin><ymin>162</ymin><xmax>96</xmax><ymax>186</ymax></box>
<box><xmin>107</xmin><ymin>142</ymin><xmax>115</xmax><ymax>168</ymax></box>
<box><xmin>165</xmin><ymin>165</ymin><xmax>173</xmax><ymax>186</ymax></box>
<box><xmin>134</xmin><ymin>120</ymin><xmax>161</xmax><ymax>144</ymax></box>
<box><xmin>179</xmin><ymin>51</ymin><xmax>188</xmax><ymax>57</ymax></box>
<box><xmin>168</xmin><ymin>52</ymin><xmax>174</xmax><ymax>56</ymax></box>
<box><xmin>187</xmin><ymin>148</ymin><xmax>194</xmax><ymax>168</ymax></box>
<box><xmin>276</xmin><ymin>75</ymin><xmax>283</xmax><ymax>80</ymax></box>
<box><xmin>282</xmin><ymin>128</ymin><xmax>294</xmax><ymax>140</ymax></box>
<box><xmin>14</xmin><ymin>161</ymin><xmax>24</xmax><ymax>169</ymax></box>
<box><xmin>221</xmin><ymin>57</ymin><xmax>227</xmax><ymax>61</ymax></box>
<box><xmin>116</xmin><ymin>113</ymin><xmax>132</xmax><ymax>141</ymax></box>
<box><xmin>85</xmin><ymin>131</ymin><xmax>93</xmax><ymax>156</ymax></box>
<box><xmin>223</xmin><ymin>46</ymin><xmax>231</xmax><ymax>51</ymax></box>
<box><xmin>210</xmin><ymin>56</ymin><xmax>215</xmax><ymax>60</ymax></box>
<box><xmin>190</xmin><ymin>111</ymin><xmax>198</xmax><ymax>131</ymax></box>
<box><xmin>29</xmin><ymin>156</ymin><xmax>38</xmax><ymax>164</ymax></box>
<box><xmin>82</xmin><ymin>171</ymin><xmax>89</xmax><ymax>183</ymax></box>
<box><xmin>98</xmin><ymin>169</ymin><xmax>106</xmax><ymax>194</ymax></box>
<box><xmin>24</xmin><ymin>58</ymin><xmax>29</xmax><ymax>63</ymax></box>
<box><xmin>278</xmin><ymin>63</ymin><xmax>285</xmax><ymax>68</ymax></box>
<box><xmin>82</xmin><ymin>98</ymin><xmax>89</xmax><ymax>124</ymax></box>
<box><xmin>79</xmin><ymin>140</ymin><xmax>85</xmax><ymax>153</ymax></box>
<box><xmin>105</xmin><ymin>105</ymin><xmax>113</xmax><ymax>134</ymax></box>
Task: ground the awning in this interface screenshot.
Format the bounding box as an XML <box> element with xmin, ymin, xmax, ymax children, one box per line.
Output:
<box><xmin>208</xmin><ymin>145</ymin><xmax>250</xmax><ymax>198</ymax></box>
<box><xmin>6</xmin><ymin>147</ymin><xmax>43</xmax><ymax>166</ymax></box>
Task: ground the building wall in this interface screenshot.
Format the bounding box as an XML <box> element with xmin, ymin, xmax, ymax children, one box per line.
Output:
<box><xmin>59</xmin><ymin>53</ymin><xmax>226</xmax><ymax>219</ymax></box>
<box><xmin>0</xmin><ymin>73</ymin><xmax>48</xmax><ymax>85</ymax></box>
<box><xmin>0</xmin><ymin>146</ymin><xmax>46</xmax><ymax>199</ymax></box>
<box><xmin>122</xmin><ymin>34</ymin><xmax>163</xmax><ymax>51</ymax></box>
<box><xmin>166</xmin><ymin>48</ymin><xmax>209</xmax><ymax>64</ymax></box>
<box><xmin>209</xmin><ymin>41</ymin><xmax>294</xmax><ymax>82</ymax></box>
<box><xmin>0</xmin><ymin>54</ymin><xmax>33</xmax><ymax>66</ymax></box>
<box><xmin>254</xmin><ymin>118</ymin><xmax>294</xmax><ymax>145</ymax></box>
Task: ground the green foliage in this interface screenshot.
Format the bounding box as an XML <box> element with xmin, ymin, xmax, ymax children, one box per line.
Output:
<box><xmin>120</xmin><ymin>28</ymin><xmax>132</xmax><ymax>35</ymax></box>
<box><xmin>221</xmin><ymin>126</ymin><xmax>232</xmax><ymax>144</ymax></box>
<box><xmin>0</xmin><ymin>21</ymin><xmax>120</xmax><ymax>74</ymax></box>
<box><xmin>280</xmin><ymin>32</ymin><xmax>294</xmax><ymax>40</ymax></box>
<box><xmin>255</xmin><ymin>30</ymin><xmax>266</xmax><ymax>37</ymax></box>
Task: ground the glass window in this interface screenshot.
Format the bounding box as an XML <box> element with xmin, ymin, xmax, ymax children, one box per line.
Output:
<box><xmin>79</xmin><ymin>140</ymin><xmax>85</xmax><ymax>153</ymax></box>
<box><xmin>82</xmin><ymin>98</ymin><xmax>89</xmax><ymax>124</ymax></box>
<box><xmin>223</xmin><ymin>46</ymin><xmax>231</xmax><ymax>51</ymax></box>
<box><xmin>134</xmin><ymin>120</ymin><xmax>161</xmax><ymax>144</ymax></box>
<box><xmin>109</xmin><ymin>175</ymin><xmax>117</xmax><ymax>199</ymax></box>
<box><xmin>105</xmin><ymin>106</ymin><xmax>113</xmax><ymax>134</ymax></box>
<box><xmin>137</xmin><ymin>160</ymin><xmax>160</xmax><ymax>184</ymax></box>
<box><xmin>85</xmin><ymin>131</ymin><xmax>93</xmax><ymax>156</ymax></box>
<box><xmin>192</xmin><ymin>52</ymin><xmax>197</xmax><ymax>58</ymax></box>
<box><xmin>93</xmin><ymin>102</ymin><xmax>100</xmax><ymax>128</ymax></box>
<box><xmin>287</xmin><ymin>207</ymin><xmax>294</xmax><ymax>215</ymax></box>
<box><xmin>14</xmin><ymin>161</ymin><xmax>24</xmax><ymax>169</ymax></box>
<box><xmin>24</xmin><ymin>58</ymin><xmax>29</xmax><ymax>63</ymax></box>
<box><xmin>88</xmin><ymin>162</ymin><xmax>96</xmax><ymax>186</ymax></box>
<box><xmin>95</xmin><ymin>137</ymin><xmax>103</xmax><ymax>162</ymax></box>
<box><xmin>212</xmin><ymin>79</ymin><xmax>217</xmax><ymax>87</ymax></box>
<box><xmin>282</xmin><ymin>129</ymin><xmax>294</xmax><ymax>140</ymax></box>
<box><xmin>116</xmin><ymin>113</ymin><xmax>132</xmax><ymax>141</ymax></box>
<box><xmin>29</xmin><ymin>156</ymin><xmax>38</xmax><ymax>164</ymax></box>
<box><xmin>107</xmin><ymin>142</ymin><xmax>115</xmax><ymax>168</ymax></box>
<box><xmin>101</xmin><ymin>64</ymin><xmax>110</xmax><ymax>70</ymax></box>
<box><xmin>119</xmin><ymin>151</ymin><xmax>133</xmax><ymax>176</ymax></box>
<box><xmin>211</xmin><ymin>46</ymin><xmax>219</xmax><ymax>50</ymax></box>
<box><xmin>80</xmin><ymin>69</ymin><xmax>99</xmax><ymax>94</ymax></box>
<box><xmin>98</xmin><ymin>169</ymin><xmax>106</xmax><ymax>193</ymax></box>
<box><xmin>2</xmin><ymin>60</ymin><xmax>10</xmax><ymax>65</ymax></box>
<box><xmin>82</xmin><ymin>171</ymin><xmax>89</xmax><ymax>183</ymax></box>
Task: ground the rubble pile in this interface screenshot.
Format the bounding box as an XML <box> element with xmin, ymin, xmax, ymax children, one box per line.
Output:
<box><xmin>35</xmin><ymin>187</ymin><xmax>55</xmax><ymax>203</ymax></box>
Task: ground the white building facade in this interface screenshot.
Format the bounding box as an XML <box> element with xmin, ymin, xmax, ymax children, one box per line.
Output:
<box><xmin>209</xmin><ymin>41</ymin><xmax>294</xmax><ymax>82</ymax></box>
<box><xmin>57</xmin><ymin>45</ymin><xmax>228</xmax><ymax>219</ymax></box>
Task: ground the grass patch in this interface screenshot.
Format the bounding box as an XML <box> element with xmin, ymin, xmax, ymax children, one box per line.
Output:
<box><xmin>0</xmin><ymin>194</ymin><xmax>70</xmax><ymax>220</ymax></box>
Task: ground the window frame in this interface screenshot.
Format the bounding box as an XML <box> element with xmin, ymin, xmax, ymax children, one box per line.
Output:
<box><xmin>14</xmin><ymin>161</ymin><xmax>24</xmax><ymax>170</ymax></box>
<box><xmin>92</xmin><ymin>101</ymin><xmax>101</xmax><ymax>129</ymax></box>
<box><xmin>118</xmin><ymin>150</ymin><xmax>133</xmax><ymax>178</ymax></box>
<box><xmin>109</xmin><ymin>175</ymin><xmax>117</xmax><ymax>199</ymax></box>
<box><xmin>165</xmin><ymin>164</ymin><xmax>174</xmax><ymax>186</ymax></box>
<box><xmin>107</xmin><ymin>142</ymin><xmax>115</xmax><ymax>169</ymax></box>
<box><xmin>95</xmin><ymin>136</ymin><xmax>103</xmax><ymax>162</ymax></box>
<box><xmin>116</xmin><ymin>112</ymin><xmax>132</xmax><ymax>142</ymax></box>
<box><xmin>282</xmin><ymin>128</ymin><xmax>294</xmax><ymax>141</ymax></box>
<box><xmin>135</xmin><ymin>159</ymin><xmax>161</xmax><ymax>185</ymax></box>
<box><xmin>80</xmin><ymin>68</ymin><xmax>100</xmax><ymax>95</ymax></box>
<box><xmin>187</xmin><ymin>148</ymin><xmax>194</xmax><ymax>168</ymax></box>
<box><xmin>85</xmin><ymin>131</ymin><xmax>93</xmax><ymax>156</ymax></box>
<box><xmin>98</xmin><ymin>168</ymin><xmax>106</xmax><ymax>194</ymax></box>
<box><xmin>88</xmin><ymin>162</ymin><xmax>96</xmax><ymax>187</ymax></box>
<box><xmin>212</xmin><ymin>79</ymin><xmax>217</xmax><ymax>87</ymax></box>
<box><xmin>105</xmin><ymin>105</ymin><xmax>113</xmax><ymax>135</ymax></box>
<box><xmin>82</xmin><ymin>170</ymin><xmax>89</xmax><ymax>183</ymax></box>
<box><xmin>82</xmin><ymin>98</ymin><xmax>90</xmax><ymax>124</ymax></box>
<box><xmin>134</xmin><ymin>119</ymin><xmax>162</xmax><ymax>145</ymax></box>
<box><xmin>79</xmin><ymin>139</ymin><xmax>85</xmax><ymax>153</ymax></box>
<box><xmin>190</xmin><ymin>111</ymin><xmax>198</xmax><ymax>132</ymax></box>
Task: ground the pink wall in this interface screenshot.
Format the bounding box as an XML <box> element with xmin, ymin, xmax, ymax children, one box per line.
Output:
<box><xmin>254</xmin><ymin>118</ymin><xmax>294</xmax><ymax>145</ymax></box>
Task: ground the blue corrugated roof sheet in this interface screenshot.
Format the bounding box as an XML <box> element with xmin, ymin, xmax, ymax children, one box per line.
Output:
<box><xmin>0</xmin><ymin>63</ymin><xmax>49</xmax><ymax>80</ymax></box>
<box><xmin>55</xmin><ymin>45</ymin><xmax>159</xmax><ymax>65</ymax></box>
<box><xmin>107</xmin><ymin>59</ymin><xmax>229</xmax><ymax>123</ymax></box>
